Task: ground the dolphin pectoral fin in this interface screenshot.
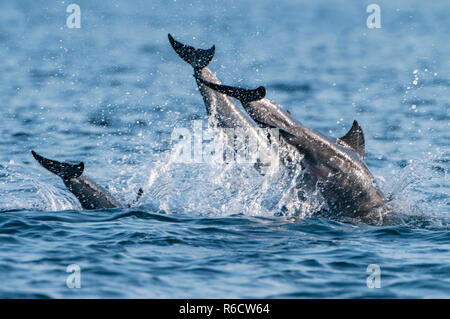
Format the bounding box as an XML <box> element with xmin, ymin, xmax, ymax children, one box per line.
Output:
<box><xmin>278</xmin><ymin>128</ymin><xmax>299</xmax><ymax>142</ymax></box>
<box><xmin>338</xmin><ymin>120</ymin><xmax>365</xmax><ymax>159</ymax></box>
<box><xmin>168</xmin><ymin>34</ymin><xmax>215</xmax><ymax>70</ymax></box>
<box><xmin>195</xmin><ymin>77</ymin><xmax>266</xmax><ymax>102</ymax></box>
<box><xmin>127</xmin><ymin>187</ymin><xmax>144</xmax><ymax>208</ymax></box>
<box><xmin>257</xmin><ymin>122</ymin><xmax>277</xmax><ymax>129</ymax></box>
<box><xmin>277</xmin><ymin>129</ymin><xmax>314</xmax><ymax>164</ymax></box>
<box><xmin>31</xmin><ymin>150</ymin><xmax>84</xmax><ymax>180</ymax></box>
<box><xmin>135</xmin><ymin>187</ymin><xmax>144</xmax><ymax>204</ymax></box>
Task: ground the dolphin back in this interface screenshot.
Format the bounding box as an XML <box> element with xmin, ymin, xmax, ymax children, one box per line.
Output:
<box><xmin>31</xmin><ymin>150</ymin><xmax>84</xmax><ymax>180</ymax></box>
<box><xmin>168</xmin><ymin>34</ymin><xmax>215</xmax><ymax>70</ymax></box>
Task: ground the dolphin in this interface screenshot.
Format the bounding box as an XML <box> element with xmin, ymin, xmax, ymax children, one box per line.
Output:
<box><xmin>196</xmin><ymin>79</ymin><xmax>391</xmax><ymax>222</ymax></box>
<box><xmin>168</xmin><ymin>34</ymin><xmax>301</xmax><ymax>172</ymax></box>
<box><xmin>31</xmin><ymin>150</ymin><xmax>142</xmax><ymax>210</ymax></box>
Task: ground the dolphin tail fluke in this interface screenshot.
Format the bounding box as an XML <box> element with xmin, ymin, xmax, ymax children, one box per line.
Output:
<box><xmin>195</xmin><ymin>77</ymin><xmax>266</xmax><ymax>102</ymax></box>
<box><xmin>168</xmin><ymin>34</ymin><xmax>215</xmax><ymax>70</ymax></box>
<box><xmin>31</xmin><ymin>150</ymin><xmax>84</xmax><ymax>180</ymax></box>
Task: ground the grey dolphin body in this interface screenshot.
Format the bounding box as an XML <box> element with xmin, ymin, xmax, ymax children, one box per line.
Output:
<box><xmin>168</xmin><ymin>34</ymin><xmax>294</xmax><ymax>173</ymax></box>
<box><xmin>32</xmin><ymin>151</ymin><xmax>122</xmax><ymax>209</ymax></box>
<box><xmin>197</xmin><ymin>80</ymin><xmax>390</xmax><ymax>222</ymax></box>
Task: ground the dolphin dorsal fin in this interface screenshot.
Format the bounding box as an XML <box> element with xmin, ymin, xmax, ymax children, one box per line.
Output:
<box><xmin>338</xmin><ymin>120</ymin><xmax>365</xmax><ymax>159</ymax></box>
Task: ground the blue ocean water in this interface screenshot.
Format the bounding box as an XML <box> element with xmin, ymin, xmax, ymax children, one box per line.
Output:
<box><xmin>0</xmin><ymin>0</ymin><xmax>448</xmax><ymax>298</ymax></box>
